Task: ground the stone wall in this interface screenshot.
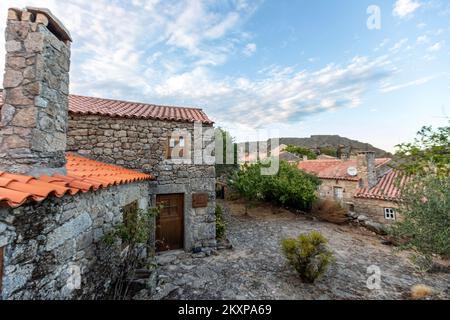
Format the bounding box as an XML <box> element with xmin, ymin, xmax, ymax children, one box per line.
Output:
<box><xmin>317</xmin><ymin>179</ymin><xmax>359</xmax><ymax>205</ymax></box>
<box><xmin>353</xmin><ymin>198</ymin><xmax>399</xmax><ymax>224</ymax></box>
<box><xmin>0</xmin><ymin>181</ymin><xmax>149</xmax><ymax>300</ymax></box>
<box><xmin>0</xmin><ymin>8</ymin><xmax>71</xmax><ymax>176</ymax></box>
<box><xmin>67</xmin><ymin>114</ymin><xmax>216</xmax><ymax>250</ymax></box>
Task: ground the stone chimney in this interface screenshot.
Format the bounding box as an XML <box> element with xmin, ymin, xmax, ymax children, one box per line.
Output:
<box><xmin>0</xmin><ymin>7</ymin><xmax>72</xmax><ymax>176</ymax></box>
<box><xmin>356</xmin><ymin>151</ymin><xmax>377</xmax><ymax>189</ymax></box>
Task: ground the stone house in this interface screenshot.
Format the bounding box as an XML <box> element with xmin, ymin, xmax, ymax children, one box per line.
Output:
<box><xmin>298</xmin><ymin>152</ymin><xmax>405</xmax><ymax>224</ymax></box>
<box><xmin>0</xmin><ymin>7</ymin><xmax>215</xmax><ymax>299</ymax></box>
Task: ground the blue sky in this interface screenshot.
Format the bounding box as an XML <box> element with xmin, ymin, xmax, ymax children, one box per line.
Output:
<box><xmin>1</xmin><ymin>0</ymin><xmax>449</xmax><ymax>152</ymax></box>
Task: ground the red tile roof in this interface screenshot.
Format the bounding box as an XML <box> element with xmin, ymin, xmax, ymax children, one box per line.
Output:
<box><xmin>0</xmin><ymin>153</ymin><xmax>154</xmax><ymax>208</ymax></box>
<box><xmin>297</xmin><ymin>158</ymin><xmax>391</xmax><ymax>181</ymax></box>
<box><xmin>355</xmin><ymin>170</ymin><xmax>407</xmax><ymax>201</ymax></box>
<box><xmin>0</xmin><ymin>91</ymin><xmax>213</xmax><ymax>124</ymax></box>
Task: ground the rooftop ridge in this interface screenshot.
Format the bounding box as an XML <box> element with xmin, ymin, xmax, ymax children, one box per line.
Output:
<box><xmin>69</xmin><ymin>93</ymin><xmax>205</xmax><ymax>111</ymax></box>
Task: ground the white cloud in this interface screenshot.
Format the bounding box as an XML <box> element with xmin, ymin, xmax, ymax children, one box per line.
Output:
<box><xmin>243</xmin><ymin>43</ymin><xmax>257</xmax><ymax>56</ymax></box>
<box><xmin>389</xmin><ymin>38</ymin><xmax>409</xmax><ymax>52</ymax></box>
<box><xmin>417</xmin><ymin>22</ymin><xmax>427</xmax><ymax>28</ymax></box>
<box><xmin>393</xmin><ymin>0</ymin><xmax>421</xmax><ymax>18</ymax></box>
<box><xmin>0</xmin><ymin>0</ymin><xmax>258</xmax><ymax>96</ymax></box>
<box><xmin>416</xmin><ymin>35</ymin><xmax>429</xmax><ymax>44</ymax></box>
<box><xmin>380</xmin><ymin>75</ymin><xmax>436</xmax><ymax>93</ymax></box>
<box><xmin>427</xmin><ymin>41</ymin><xmax>444</xmax><ymax>52</ymax></box>
<box><xmin>374</xmin><ymin>38</ymin><xmax>390</xmax><ymax>52</ymax></box>
<box><xmin>154</xmin><ymin>55</ymin><xmax>395</xmax><ymax>127</ymax></box>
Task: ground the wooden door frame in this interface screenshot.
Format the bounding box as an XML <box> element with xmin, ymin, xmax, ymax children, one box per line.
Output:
<box><xmin>155</xmin><ymin>193</ymin><xmax>185</xmax><ymax>252</ymax></box>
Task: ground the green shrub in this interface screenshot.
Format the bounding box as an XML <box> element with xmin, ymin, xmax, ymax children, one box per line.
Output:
<box><xmin>215</xmin><ymin>204</ymin><xmax>226</xmax><ymax>240</ymax></box>
<box><xmin>230</xmin><ymin>161</ymin><xmax>321</xmax><ymax>212</ymax></box>
<box><xmin>281</xmin><ymin>231</ymin><xmax>334</xmax><ymax>283</ymax></box>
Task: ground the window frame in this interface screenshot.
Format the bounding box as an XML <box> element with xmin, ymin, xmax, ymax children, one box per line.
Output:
<box><xmin>384</xmin><ymin>208</ymin><xmax>396</xmax><ymax>220</ymax></box>
<box><xmin>333</xmin><ymin>186</ymin><xmax>344</xmax><ymax>199</ymax></box>
<box><xmin>166</xmin><ymin>136</ymin><xmax>187</xmax><ymax>160</ymax></box>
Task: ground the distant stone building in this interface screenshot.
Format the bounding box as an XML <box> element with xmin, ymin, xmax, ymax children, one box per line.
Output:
<box><xmin>298</xmin><ymin>152</ymin><xmax>404</xmax><ymax>224</ymax></box>
<box><xmin>0</xmin><ymin>7</ymin><xmax>215</xmax><ymax>299</ymax></box>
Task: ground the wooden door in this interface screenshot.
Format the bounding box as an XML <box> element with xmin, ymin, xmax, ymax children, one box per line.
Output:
<box><xmin>156</xmin><ymin>194</ymin><xmax>184</xmax><ymax>252</ymax></box>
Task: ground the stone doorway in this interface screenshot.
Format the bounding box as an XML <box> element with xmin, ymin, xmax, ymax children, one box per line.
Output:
<box><xmin>156</xmin><ymin>194</ymin><xmax>185</xmax><ymax>252</ymax></box>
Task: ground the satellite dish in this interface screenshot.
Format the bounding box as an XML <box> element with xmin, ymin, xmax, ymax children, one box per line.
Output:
<box><xmin>347</xmin><ymin>166</ymin><xmax>358</xmax><ymax>176</ymax></box>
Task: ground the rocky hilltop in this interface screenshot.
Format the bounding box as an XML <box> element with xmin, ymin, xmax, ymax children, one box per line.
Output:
<box><xmin>239</xmin><ymin>135</ymin><xmax>391</xmax><ymax>158</ymax></box>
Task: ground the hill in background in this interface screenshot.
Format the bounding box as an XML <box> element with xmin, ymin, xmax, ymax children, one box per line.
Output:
<box><xmin>238</xmin><ymin>135</ymin><xmax>392</xmax><ymax>158</ymax></box>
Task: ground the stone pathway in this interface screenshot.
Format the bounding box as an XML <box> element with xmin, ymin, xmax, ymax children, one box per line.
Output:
<box><xmin>152</xmin><ymin>202</ymin><xmax>450</xmax><ymax>300</ymax></box>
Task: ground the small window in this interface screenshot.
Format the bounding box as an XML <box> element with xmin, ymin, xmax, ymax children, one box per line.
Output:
<box><xmin>166</xmin><ymin>136</ymin><xmax>186</xmax><ymax>159</ymax></box>
<box><xmin>384</xmin><ymin>208</ymin><xmax>396</xmax><ymax>220</ymax></box>
<box><xmin>333</xmin><ymin>187</ymin><xmax>343</xmax><ymax>199</ymax></box>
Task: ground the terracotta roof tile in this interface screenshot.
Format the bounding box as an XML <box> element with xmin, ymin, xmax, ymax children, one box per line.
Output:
<box><xmin>355</xmin><ymin>170</ymin><xmax>408</xmax><ymax>201</ymax></box>
<box><xmin>0</xmin><ymin>153</ymin><xmax>154</xmax><ymax>208</ymax></box>
<box><xmin>68</xmin><ymin>94</ymin><xmax>213</xmax><ymax>124</ymax></box>
<box><xmin>298</xmin><ymin>158</ymin><xmax>391</xmax><ymax>181</ymax></box>
<box><xmin>0</xmin><ymin>91</ymin><xmax>213</xmax><ymax>124</ymax></box>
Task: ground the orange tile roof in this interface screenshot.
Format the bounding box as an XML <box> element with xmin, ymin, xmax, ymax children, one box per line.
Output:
<box><xmin>355</xmin><ymin>170</ymin><xmax>408</xmax><ymax>201</ymax></box>
<box><xmin>0</xmin><ymin>91</ymin><xmax>213</xmax><ymax>124</ymax></box>
<box><xmin>0</xmin><ymin>153</ymin><xmax>154</xmax><ymax>208</ymax></box>
<box><xmin>297</xmin><ymin>158</ymin><xmax>392</xmax><ymax>181</ymax></box>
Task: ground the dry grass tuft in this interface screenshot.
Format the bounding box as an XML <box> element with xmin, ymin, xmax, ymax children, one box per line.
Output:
<box><xmin>311</xmin><ymin>199</ymin><xmax>348</xmax><ymax>224</ymax></box>
<box><xmin>411</xmin><ymin>284</ymin><xmax>434</xmax><ymax>299</ymax></box>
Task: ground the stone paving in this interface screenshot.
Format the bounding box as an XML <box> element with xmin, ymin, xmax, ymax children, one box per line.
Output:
<box><xmin>152</xmin><ymin>202</ymin><xmax>450</xmax><ymax>300</ymax></box>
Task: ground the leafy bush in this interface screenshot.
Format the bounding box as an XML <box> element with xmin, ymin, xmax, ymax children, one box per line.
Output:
<box><xmin>230</xmin><ymin>161</ymin><xmax>321</xmax><ymax>212</ymax></box>
<box><xmin>394</xmin><ymin>125</ymin><xmax>449</xmax><ymax>178</ymax></box>
<box><xmin>319</xmin><ymin>147</ymin><xmax>338</xmax><ymax>157</ymax></box>
<box><xmin>390</xmin><ymin>126</ymin><xmax>450</xmax><ymax>259</ymax></box>
<box><xmin>281</xmin><ymin>231</ymin><xmax>334</xmax><ymax>283</ymax></box>
<box><xmin>284</xmin><ymin>145</ymin><xmax>317</xmax><ymax>159</ymax></box>
<box><xmin>215</xmin><ymin>204</ymin><xmax>226</xmax><ymax>240</ymax></box>
<box><xmin>102</xmin><ymin>206</ymin><xmax>160</xmax><ymax>299</ymax></box>
<box><xmin>311</xmin><ymin>199</ymin><xmax>348</xmax><ymax>224</ymax></box>
<box><xmin>391</xmin><ymin>175</ymin><xmax>450</xmax><ymax>258</ymax></box>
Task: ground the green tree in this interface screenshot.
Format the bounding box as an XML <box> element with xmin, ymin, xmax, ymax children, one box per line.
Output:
<box><xmin>391</xmin><ymin>125</ymin><xmax>450</xmax><ymax>258</ymax></box>
<box><xmin>391</xmin><ymin>175</ymin><xmax>450</xmax><ymax>258</ymax></box>
<box><xmin>285</xmin><ymin>145</ymin><xmax>318</xmax><ymax>159</ymax></box>
<box><xmin>318</xmin><ymin>147</ymin><xmax>338</xmax><ymax>157</ymax></box>
<box><xmin>215</xmin><ymin>127</ymin><xmax>238</xmax><ymax>177</ymax></box>
<box><xmin>229</xmin><ymin>161</ymin><xmax>321</xmax><ymax>213</ymax></box>
<box><xmin>229</xmin><ymin>163</ymin><xmax>265</xmax><ymax>214</ymax></box>
<box><xmin>394</xmin><ymin>125</ymin><xmax>449</xmax><ymax>178</ymax></box>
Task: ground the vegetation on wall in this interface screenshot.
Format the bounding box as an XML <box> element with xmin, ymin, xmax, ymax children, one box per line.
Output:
<box><xmin>229</xmin><ymin>161</ymin><xmax>321</xmax><ymax>213</ymax></box>
<box><xmin>281</xmin><ymin>231</ymin><xmax>334</xmax><ymax>283</ymax></box>
<box><xmin>284</xmin><ymin>145</ymin><xmax>317</xmax><ymax>159</ymax></box>
<box><xmin>215</xmin><ymin>204</ymin><xmax>226</xmax><ymax>240</ymax></box>
<box><xmin>391</xmin><ymin>125</ymin><xmax>450</xmax><ymax>259</ymax></box>
<box><xmin>102</xmin><ymin>206</ymin><xmax>160</xmax><ymax>299</ymax></box>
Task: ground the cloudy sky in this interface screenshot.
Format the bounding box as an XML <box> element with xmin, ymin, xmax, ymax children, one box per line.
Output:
<box><xmin>1</xmin><ymin>0</ymin><xmax>449</xmax><ymax>151</ymax></box>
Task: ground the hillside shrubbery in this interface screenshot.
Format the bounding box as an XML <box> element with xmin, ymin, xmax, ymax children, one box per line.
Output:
<box><xmin>230</xmin><ymin>161</ymin><xmax>321</xmax><ymax>212</ymax></box>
